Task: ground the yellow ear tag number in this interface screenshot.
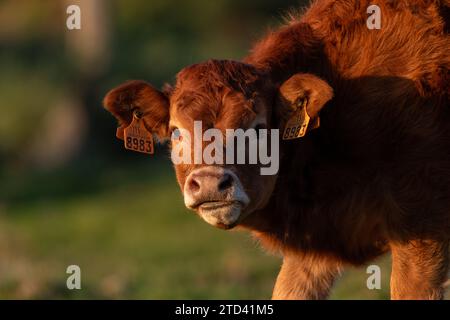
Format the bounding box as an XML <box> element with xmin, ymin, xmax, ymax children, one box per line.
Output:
<box><xmin>123</xmin><ymin>111</ymin><xmax>154</xmax><ymax>154</ymax></box>
<box><xmin>282</xmin><ymin>99</ymin><xmax>311</xmax><ymax>140</ymax></box>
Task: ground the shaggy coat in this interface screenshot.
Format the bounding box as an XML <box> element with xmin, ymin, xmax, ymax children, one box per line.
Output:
<box><xmin>104</xmin><ymin>0</ymin><xmax>450</xmax><ymax>299</ymax></box>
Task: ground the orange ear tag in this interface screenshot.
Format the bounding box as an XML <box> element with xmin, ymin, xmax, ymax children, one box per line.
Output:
<box><xmin>123</xmin><ymin>111</ymin><xmax>154</xmax><ymax>154</ymax></box>
<box><xmin>282</xmin><ymin>98</ymin><xmax>311</xmax><ymax>140</ymax></box>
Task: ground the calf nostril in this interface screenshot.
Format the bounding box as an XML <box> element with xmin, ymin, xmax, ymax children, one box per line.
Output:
<box><xmin>189</xmin><ymin>178</ymin><xmax>201</xmax><ymax>193</ymax></box>
<box><xmin>218</xmin><ymin>174</ymin><xmax>233</xmax><ymax>192</ymax></box>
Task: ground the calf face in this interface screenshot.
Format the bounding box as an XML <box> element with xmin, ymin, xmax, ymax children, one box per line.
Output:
<box><xmin>103</xmin><ymin>60</ymin><xmax>333</xmax><ymax>229</ymax></box>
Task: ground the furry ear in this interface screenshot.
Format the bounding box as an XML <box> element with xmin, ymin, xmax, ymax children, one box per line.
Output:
<box><xmin>277</xmin><ymin>73</ymin><xmax>333</xmax><ymax>135</ymax></box>
<box><xmin>103</xmin><ymin>80</ymin><xmax>170</xmax><ymax>140</ymax></box>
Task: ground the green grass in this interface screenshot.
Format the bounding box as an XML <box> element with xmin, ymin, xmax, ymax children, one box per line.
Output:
<box><xmin>0</xmin><ymin>160</ymin><xmax>445</xmax><ymax>299</ymax></box>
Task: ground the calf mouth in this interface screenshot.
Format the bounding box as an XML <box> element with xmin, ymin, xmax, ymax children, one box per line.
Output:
<box><xmin>196</xmin><ymin>200</ymin><xmax>244</xmax><ymax>229</ymax></box>
<box><xmin>198</xmin><ymin>201</ymin><xmax>237</xmax><ymax>210</ymax></box>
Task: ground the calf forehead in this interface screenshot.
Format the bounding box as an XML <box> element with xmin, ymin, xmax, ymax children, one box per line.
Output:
<box><xmin>171</xmin><ymin>89</ymin><xmax>260</xmax><ymax>130</ymax></box>
<box><xmin>174</xmin><ymin>59</ymin><xmax>261</xmax><ymax>94</ymax></box>
<box><xmin>169</xmin><ymin>60</ymin><xmax>267</xmax><ymax>129</ymax></box>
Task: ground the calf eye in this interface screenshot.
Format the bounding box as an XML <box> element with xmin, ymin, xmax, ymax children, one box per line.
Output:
<box><xmin>170</xmin><ymin>127</ymin><xmax>181</xmax><ymax>140</ymax></box>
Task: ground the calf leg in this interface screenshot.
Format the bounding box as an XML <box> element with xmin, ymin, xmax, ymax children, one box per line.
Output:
<box><xmin>390</xmin><ymin>239</ymin><xmax>449</xmax><ymax>300</ymax></box>
<box><xmin>272</xmin><ymin>253</ymin><xmax>342</xmax><ymax>300</ymax></box>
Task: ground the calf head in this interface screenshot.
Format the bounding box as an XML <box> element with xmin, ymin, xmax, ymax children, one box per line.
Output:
<box><xmin>103</xmin><ymin>60</ymin><xmax>333</xmax><ymax>229</ymax></box>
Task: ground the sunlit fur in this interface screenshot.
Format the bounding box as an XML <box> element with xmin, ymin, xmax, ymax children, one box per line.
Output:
<box><xmin>104</xmin><ymin>0</ymin><xmax>450</xmax><ymax>299</ymax></box>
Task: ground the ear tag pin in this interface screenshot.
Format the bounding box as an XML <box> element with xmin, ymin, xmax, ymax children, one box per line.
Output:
<box><xmin>282</xmin><ymin>98</ymin><xmax>311</xmax><ymax>140</ymax></box>
<box><xmin>123</xmin><ymin>109</ymin><xmax>154</xmax><ymax>154</ymax></box>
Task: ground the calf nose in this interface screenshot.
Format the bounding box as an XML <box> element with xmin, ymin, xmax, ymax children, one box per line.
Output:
<box><xmin>185</xmin><ymin>172</ymin><xmax>234</xmax><ymax>204</ymax></box>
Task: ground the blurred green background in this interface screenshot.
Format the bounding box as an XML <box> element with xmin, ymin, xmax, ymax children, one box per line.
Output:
<box><xmin>0</xmin><ymin>0</ymin><xmax>439</xmax><ymax>299</ymax></box>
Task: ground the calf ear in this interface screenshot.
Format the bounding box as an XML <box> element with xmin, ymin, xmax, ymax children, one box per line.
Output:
<box><xmin>103</xmin><ymin>80</ymin><xmax>170</xmax><ymax>140</ymax></box>
<box><xmin>277</xmin><ymin>73</ymin><xmax>333</xmax><ymax>138</ymax></box>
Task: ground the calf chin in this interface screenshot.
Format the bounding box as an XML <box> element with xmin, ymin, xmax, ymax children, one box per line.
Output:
<box><xmin>198</xmin><ymin>201</ymin><xmax>243</xmax><ymax>229</ymax></box>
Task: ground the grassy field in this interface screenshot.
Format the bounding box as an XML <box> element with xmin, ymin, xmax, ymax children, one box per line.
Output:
<box><xmin>0</xmin><ymin>159</ymin><xmax>446</xmax><ymax>299</ymax></box>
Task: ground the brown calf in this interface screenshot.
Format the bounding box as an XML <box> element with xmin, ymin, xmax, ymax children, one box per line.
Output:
<box><xmin>103</xmin><ymin>0</ymin><xmax>450</xmax><ymax>299</ymax></box>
